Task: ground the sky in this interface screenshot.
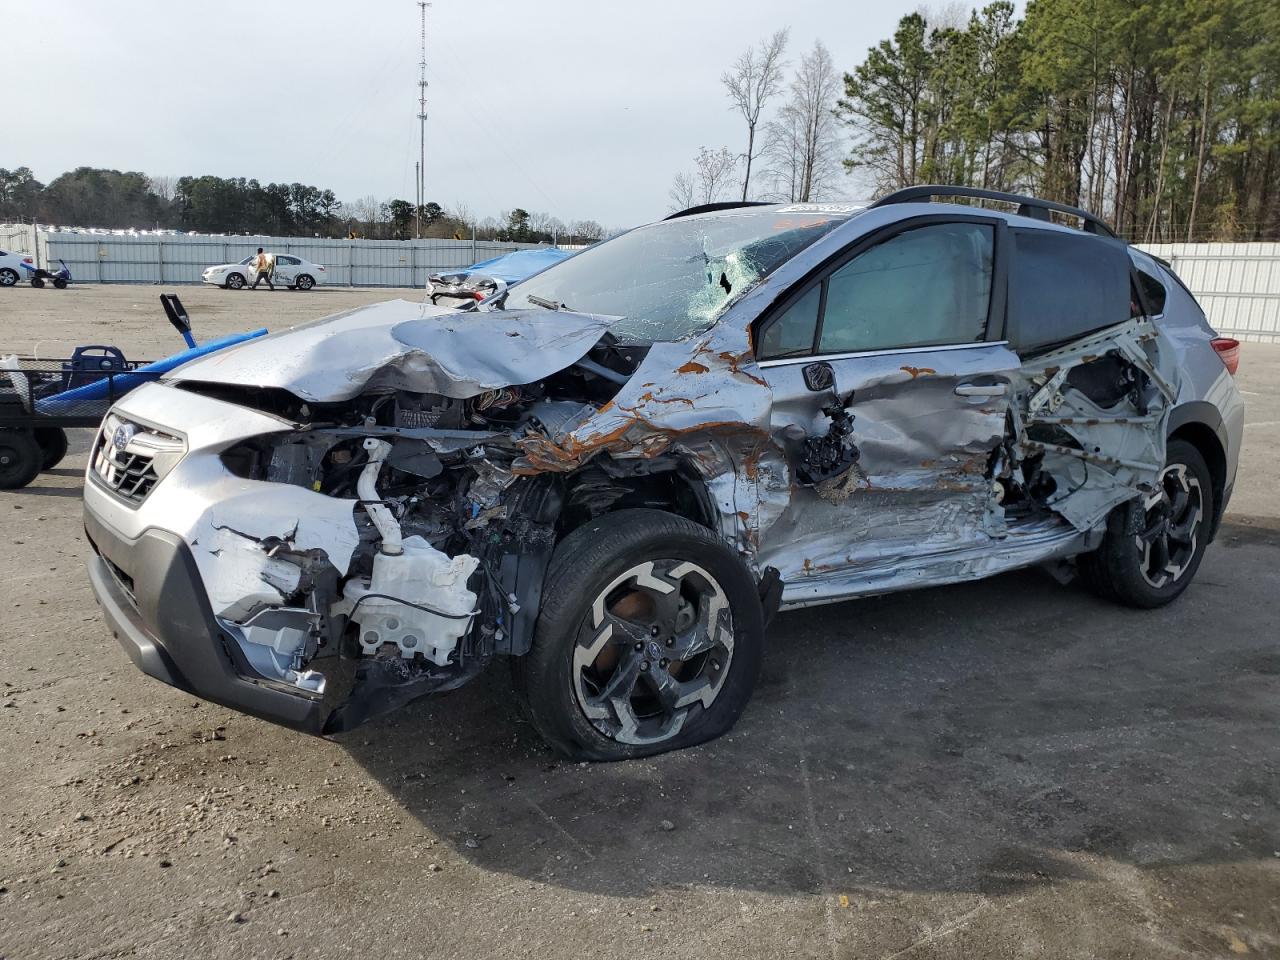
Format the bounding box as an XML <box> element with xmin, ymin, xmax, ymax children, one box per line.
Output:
<box><xmin>7</xmin><ymin>0</ymin><xmax>930</xmax><ymax>229</ymax></box>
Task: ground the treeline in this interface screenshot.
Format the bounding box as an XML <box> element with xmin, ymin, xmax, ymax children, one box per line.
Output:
<box><xmin>837</xmin><ymin>0</ymin><xmax>1280</xmax><ymax>242</ymax></box>
<box><xmin>0</xmin><ymin>165</ymin><xmax>606</xmax><ymax>243</ymax></box>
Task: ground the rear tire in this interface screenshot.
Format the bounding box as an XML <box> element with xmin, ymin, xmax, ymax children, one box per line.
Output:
<box><xmin>0</xmin><ymin>430</ymin><xmax>43</xmax><ymax>489</ymax></box>
<box><xmin>0</xmin><ymin>268</ymin><xmax>17</xmax><ymax>286</ymax></box>
<box><xmin>30</xmin><ymin>277</ymin><xmax>44</xmax><ymax>288</ymax></box>
<box><xmin>1079</xmin><ymin>439</ymin><xmax>1213</xmax><ymax>608</ymax></box>
<box><xmin>296</xmin><ymin>274</ymin><xmax>314</xmax><ymax>290</ymax></box>
<box><xmin>53</xmin><ymin>278</ymin><xmax>68</xmax><ymax>289</ymax></box>
<box><xmin>34</xmin><ymin>427</ymin><xmax>69</xmax><ymax>471</ymax></box>
<box><xmin>514</xmin><ymin>508</ymin><xmax>764</xmax><ymax>761</ymax></box>
<box><xmin>226</xmin><ymin>273</ymin><xmax>245</xmax><ymax>290</ymax></box>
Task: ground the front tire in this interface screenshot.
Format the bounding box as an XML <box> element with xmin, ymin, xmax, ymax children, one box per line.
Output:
<box><xmin>1079</xmin><ymin>439</ymin><xmax>1213</xmax><ymax>608</ymax></box>
<box><xmin>0</xmin><ymin>268</ymin><xmax>17</xmax><ymax>286</ymax></box>
<box><xmin>225</xmin><ymin>272</ymin><xmax>245</xmax><ymax>290</ymax></box>
<box><xmin>30</xmin><ymin>277</ymin><xmax>44</xmax><ymax>288</ymax></box>
<box><xmin>515</xmin><ymin>509</ymin><xmax>765</xmax><ymax>761</ymax></box>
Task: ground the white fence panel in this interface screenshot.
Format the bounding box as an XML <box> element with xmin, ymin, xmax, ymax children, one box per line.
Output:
<box><xmin>1141</xmin><ymin>242</ymin><xmax>1280</xmax><ymax>343</ymax></box>
<box><xmin>4</xmin><ymin>227</ymin><xmax>549</xmax><ymax>288</ymax></box>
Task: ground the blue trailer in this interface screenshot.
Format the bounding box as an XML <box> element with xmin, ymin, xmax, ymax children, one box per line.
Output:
<box><xmin>0</xmin><ymin>294</ymin><xmax>266</xmax><ymax>488</ymax></box>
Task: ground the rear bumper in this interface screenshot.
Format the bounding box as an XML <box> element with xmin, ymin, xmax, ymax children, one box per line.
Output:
<box><xmin>85</xmin><ymin>508</ymin><xmax>329</xmax><ymax>733</ymax></box>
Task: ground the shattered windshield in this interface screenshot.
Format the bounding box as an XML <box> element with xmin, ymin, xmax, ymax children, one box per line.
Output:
<box><xmin>501</xmin><ymin>208</ymin><xmax>854</xmax><ymax>343</ymax></box>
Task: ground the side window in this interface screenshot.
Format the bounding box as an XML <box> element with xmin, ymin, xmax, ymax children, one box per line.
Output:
<box><xmin>1006</xmin><ymin>229</ymin><xmax>1131</xmax><ymax>353</ymax></box>
<box><xmin>818</xmin><ymin>223</ymin><xmax>993</xmax><ymax>354</ymax></box>
<box><xmin>1134</xmin><ymin>266</ymin><xmax>1166</xmax><ymax>315</ymax></box>
<box><xmin>759</xmin><ymin>284</ymin><xmax>821</xmax><ymax>359</ymax></box>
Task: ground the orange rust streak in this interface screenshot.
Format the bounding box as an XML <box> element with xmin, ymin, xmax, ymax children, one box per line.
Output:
<box><xmin>676</xmin><ymin>360</ymin><xmax>710</xmax><ymax>374</ymax></box>
<box><xmin>636</xmin><ymin>391</ymin><xmax>695</xmax><ymax>407</ymax></box>
<box><xmin>900</xmin><ymin>365</ymin><xmax>937</xmax><ymax>379</ymax></box>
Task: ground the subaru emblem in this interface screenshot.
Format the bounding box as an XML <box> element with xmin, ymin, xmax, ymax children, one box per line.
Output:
<box><xmin>112</xmin><ymin>423</ymin><xmax>138</xmax><ymax>451</ymax></box>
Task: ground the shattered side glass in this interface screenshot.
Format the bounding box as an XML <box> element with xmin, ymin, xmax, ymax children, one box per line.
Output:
<box><xmin>501</xmin><ymin>210</ymin><xmax>850</xmax><ymax>343</ymax></box>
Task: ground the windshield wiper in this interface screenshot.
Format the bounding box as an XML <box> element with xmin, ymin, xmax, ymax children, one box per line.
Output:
<box><xmin>527</xmin><ymin>294</ymin><xmax>570</xmax><ymax>311</ymax></box>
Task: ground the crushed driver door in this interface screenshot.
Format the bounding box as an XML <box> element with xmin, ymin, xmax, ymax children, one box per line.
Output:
<box><xmin>754</xmin><ymin>216</ymin><xmax>1019</xmax><ymax>602</ymax></box>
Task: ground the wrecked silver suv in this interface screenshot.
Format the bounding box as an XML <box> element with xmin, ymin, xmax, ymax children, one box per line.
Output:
<box><xmin>84</xmin><ymin>188</ymin><xmax>1244</xmax><ymax>760</ymax></box>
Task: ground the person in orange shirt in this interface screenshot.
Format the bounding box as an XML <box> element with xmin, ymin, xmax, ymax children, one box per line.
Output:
<box><xmin>250</xmin><ymin>247</ymin><xmax>274</xmax><ymax>290</ymax></box>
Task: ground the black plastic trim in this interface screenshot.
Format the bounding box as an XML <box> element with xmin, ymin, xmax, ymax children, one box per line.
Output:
<box><xmin>664</xmin><ymin>201</ymin><xmax>773</xmax><ymax>220</ymax></box>
<box><xmin>870</xmin><ymin>185</ymin><xmax>1117</xmax><ymax>238</ymax></box>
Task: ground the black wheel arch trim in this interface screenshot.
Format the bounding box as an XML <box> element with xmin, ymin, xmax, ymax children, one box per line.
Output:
<box><xmin>1166</xmin><ymin>401</ymin><xmax>1232</xmax><ymax>540</ymax></box>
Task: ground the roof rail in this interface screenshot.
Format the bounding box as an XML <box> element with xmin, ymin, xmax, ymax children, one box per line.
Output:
<box><xmin>869</xmin><ymin>185</ymin><xmax>1117</xmax><ymax>238</ymax></box>
<box><xmin>664</xmin><ymin>201</ymin><xmax>773</xmax><ymax>220</ymax></box>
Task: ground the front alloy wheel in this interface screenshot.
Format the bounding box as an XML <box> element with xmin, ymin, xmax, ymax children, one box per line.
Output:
<box><xmin>573</xmin><ymin>559</ymin><xmax>733</xmax><ymax>746</ymax></box>
<box><xmin>516</xmin><ymin>508</ymin><xmax>765</xmax><ymax>761</ymax></box>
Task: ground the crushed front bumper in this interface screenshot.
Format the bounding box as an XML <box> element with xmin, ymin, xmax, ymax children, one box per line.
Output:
<box><xmin>85</xmin><ymin>508</ymin><xmax>332</xmax><ymax>732</ymax></box>
<box><xmin>86</xmin><ymin>497</ymin><xmax>485</xmax><ymax>736</ymax></box>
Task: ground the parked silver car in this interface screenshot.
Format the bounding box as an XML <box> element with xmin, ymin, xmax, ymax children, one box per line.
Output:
<box><xmin>84</xmin><ymin>188</ymin><xmax>1244</xmax><ymax>760</ymax></box>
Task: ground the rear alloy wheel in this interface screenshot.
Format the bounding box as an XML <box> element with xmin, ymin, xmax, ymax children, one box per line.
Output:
<box><xmin>1079</xmin><ymin>439</ymin><xmax>1212</xmax><ymax>608</ymax></box>
<box><xmin>1136</xmin><ymin>463</ymin><xmax>1204</xmax><ymax>589</ymax></box>
<box><xmin>295</xmin><ymin>274</ymin><xmax>315</xmax><ymax>290</ymax></box>
<box><xmin>226</xmin><ymin>273</ymin><xmax>245</xmax><ymax>290</ymax></box>
<box><xmin>0</xmin><ymin>268</ymin><xmax>17</xmax><ymax>286</ymax></box>
<box><xmin>0</xmin><ymin>430</ymin><xmax>43</xmax><ymax>489</ymax></box>
<box><xmin>516</xmin><ymin>509</ymin><xmax>764</xmax><ymax>761</ymax></box>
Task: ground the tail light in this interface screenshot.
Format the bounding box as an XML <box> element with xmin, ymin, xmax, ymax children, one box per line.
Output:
<box><xmin>1211</xmin><ymin>337</ymin><xmax>1240</xmax><ymax>375</ymax></box>
<box><xmin>318</xmin><ymin>265</ymin><xmax>326</xmax><ymax>271</ymax></box>
<box><xmin>22</xmin><ymin>257</ymin><xmax>33</xmax><ymax>264</ymax></box>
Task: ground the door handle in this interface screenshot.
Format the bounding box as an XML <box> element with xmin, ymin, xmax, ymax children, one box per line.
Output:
<box><xmin>954</xmin><ymin>383</ymin><xmax>1007</xmax><ymax>397</ymax></box>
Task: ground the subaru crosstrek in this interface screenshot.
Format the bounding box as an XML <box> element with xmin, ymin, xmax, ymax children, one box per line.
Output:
<box><xmin>84</xmin><ymin>187</ymin><xmax>1245</xmax><ymax>760</ymax></box>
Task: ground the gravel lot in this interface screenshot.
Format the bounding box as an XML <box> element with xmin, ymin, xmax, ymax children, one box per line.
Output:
<box><xmin>2</xmin><ymin>283</ymin><xmax>1278</xmax><ymax>959</ymax></box>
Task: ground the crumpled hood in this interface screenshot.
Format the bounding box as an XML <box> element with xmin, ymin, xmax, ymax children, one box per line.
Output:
<box><xmin>168</xmin><ymin>298</ymin><xmax>616</xmax><ymax>401</ymax></box>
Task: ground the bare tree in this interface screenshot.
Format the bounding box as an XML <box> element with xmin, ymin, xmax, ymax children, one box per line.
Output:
<box><xmin>450</xmin><ymin>199</ymin><xmax>474</xmax><ymax>230</ymax></box>
<box><xmin>668</xmin><ymin>172</ymin><xmax>696</xmax><ymax>212</ymax></box>
<box><xmin>722</xmin><ymin>28</ymin><xmax>790</xmax><ymax>201</ymax></box>
<box><xmin>695</xmin><ymin>147</ymin><xmax>740</xmax><ymax>203</ymax></box>
<box><xmin>570</xmin><ymin>219</ymin><xmax>604</xmax><ymax>242</ymax></box>
<box><xmin>764</xmin><ymin>41</ymin><xmax>842</xmax><ymax>202</ymax></box>
<box><xmin>148</xmin><ymin>175</ymin><xmax>177</xmax><ymax>202</ymax></box>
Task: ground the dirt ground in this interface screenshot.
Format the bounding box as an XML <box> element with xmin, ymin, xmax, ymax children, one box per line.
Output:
<box><xmin>1</xmin><ymin>283</ymin><xmax>1278</xmax><ymax>959</ymax></box>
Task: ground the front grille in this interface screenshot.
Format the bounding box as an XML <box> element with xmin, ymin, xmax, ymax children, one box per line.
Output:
<box><xmin>91</xmin><ymin>414</ymin><xmax>184</xmax><ymax>505</ymax></box>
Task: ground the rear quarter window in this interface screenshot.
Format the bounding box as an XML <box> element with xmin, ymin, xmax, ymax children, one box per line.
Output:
<box><xmin>1133</xmin><ymin>264</ymin><xmax>1167</xmax><ymax>315</ymax></box>
<box><xmin>1007</xmin><ymin>229</ymin><xmax>1132</xmax><ymax>353</ymax></box>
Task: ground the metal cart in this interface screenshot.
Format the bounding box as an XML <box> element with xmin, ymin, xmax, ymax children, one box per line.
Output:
<box><xmin>0</xmin><ymin>295</ymin><xmax>196</xmax><ymax>489</ymax></box>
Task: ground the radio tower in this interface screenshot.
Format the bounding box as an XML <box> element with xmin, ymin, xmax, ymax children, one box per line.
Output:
<box><xmin>415</xmin><ymin>1</ymin><xmax>430</xmax><ymax>240</ymax></box>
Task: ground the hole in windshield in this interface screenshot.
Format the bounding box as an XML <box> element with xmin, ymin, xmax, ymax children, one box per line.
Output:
<box><xmin>502</xmin><ymin>211</ymin><xmax>850</xmax><ymax>344</ymax></box>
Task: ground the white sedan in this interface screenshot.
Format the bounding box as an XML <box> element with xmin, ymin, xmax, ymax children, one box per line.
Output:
<box><xmin>202</xmin><ymin>254</ymin><xmax>326</xmax><ymax>290</ymax></box>
<box><xmin>0</xmin><ymin>248</ymin><xmax>35</xmax><ymax>287</ymax></box>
